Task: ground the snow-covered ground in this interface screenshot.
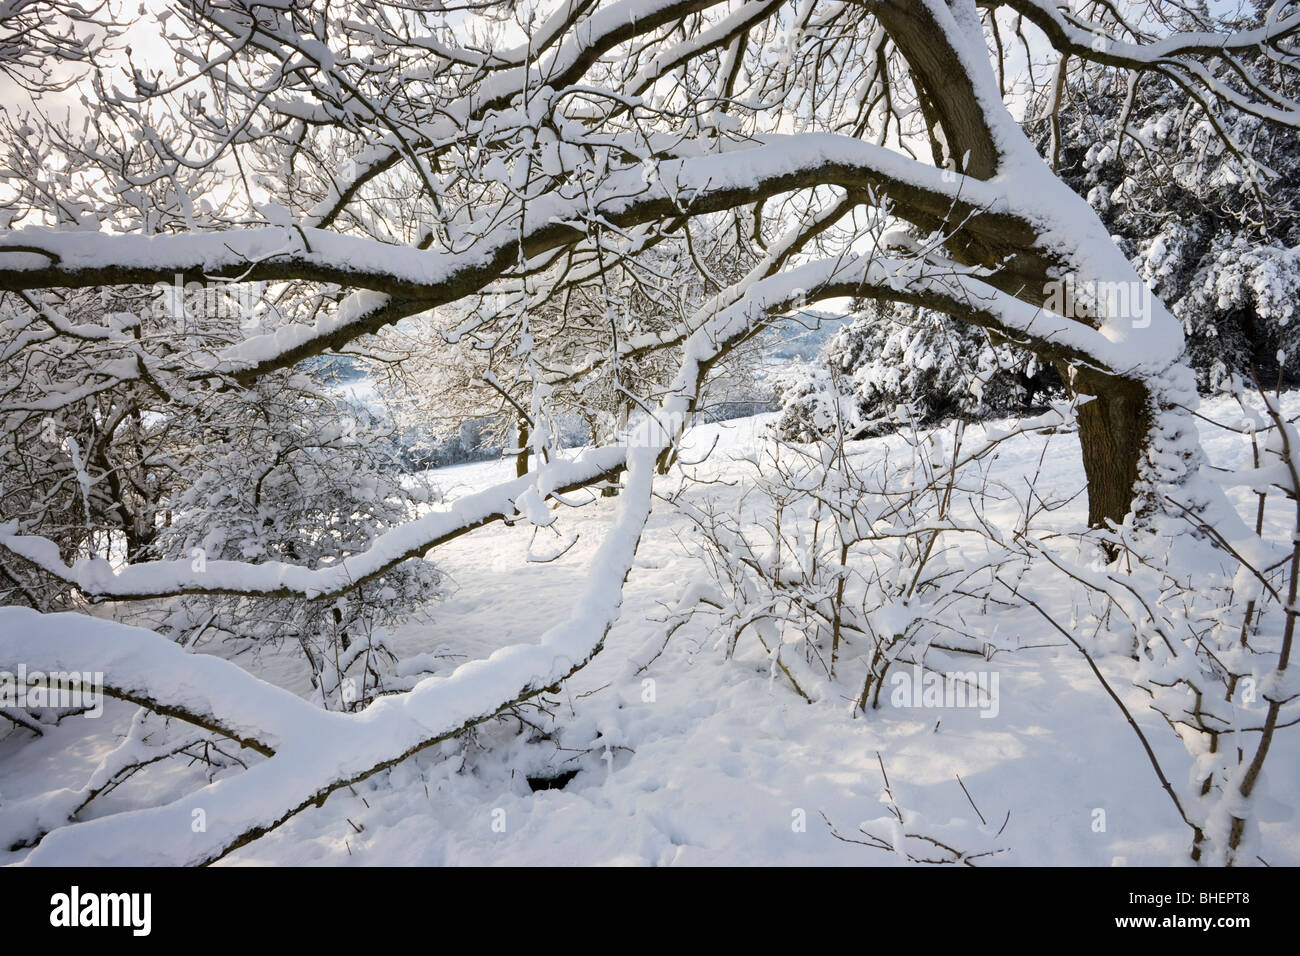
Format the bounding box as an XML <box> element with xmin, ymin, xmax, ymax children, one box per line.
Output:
<box><xmin>3</xmin><ymin>395</ymin><xmax>1297</xmax><ymax>866</ymax></box>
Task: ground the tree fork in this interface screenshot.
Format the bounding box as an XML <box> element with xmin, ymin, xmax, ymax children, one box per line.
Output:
<box><xmin>875</xmin><ymin>0</ymin><xmax>1160</xmax><ymax>529</ymax></box>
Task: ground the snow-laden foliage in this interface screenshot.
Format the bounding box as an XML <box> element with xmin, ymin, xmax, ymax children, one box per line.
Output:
<box><xmin>375</xmin><ymin>224</ymin><xmax>769</xmax><ymax>472</ymax></box>
<box><xmin>773</xmin><ymin>299</ymin><xmax>1061</xmax><ymax>442</ymax></box>
<box><xmin>0</xmin><ymin>279</ymin><xmax>445</xmax><ymax>711</ymax></box>
<box><xmin>146</xmin><ymin>382</ymin><xmax>446</xmax><ymax>711</ymax></box>
<box><xmin>1029</xmin><ymin>31</ymin><xmax>1300</xmax><ymax>391</ymax></box>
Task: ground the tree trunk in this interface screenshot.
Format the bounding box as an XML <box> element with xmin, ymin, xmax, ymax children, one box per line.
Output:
<box><xmin>1067</xmin><ymin>369</ymin><xmax>1151</xmax><ymax>529</ymax></box>
<box><xmin>515</xmin><ymin>417</ymin><xmax>530</xmax><ymax>478</ymax></box>
<box><xmin>873</xmin><ymin>0</ymin><xmax>1163</xmax><ymax>532</ymax></box>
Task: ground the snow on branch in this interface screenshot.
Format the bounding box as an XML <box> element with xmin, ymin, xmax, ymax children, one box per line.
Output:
<box><xmin>0</xmin><ymin>610</ymin><xmax>323</xmax><ymax>754</ymax></box>
<box><xmin>0</xmin><ymin>446</ymin><xmax>627</xmax><ymax>601</ymax></box>
<box><xmin>7</xmin><ymin>239</ymin><xmax>905</xmax><ymax>865</ymax></box>
<box><xmin>1001</xmin><ymin>0</ymin><xmax>1300</xmax><ymax>126</ymax></box>
<box><xmin>0</xmin><ymin>131</ymin><xmax>1138</xmax><ymax>384</ymax></box>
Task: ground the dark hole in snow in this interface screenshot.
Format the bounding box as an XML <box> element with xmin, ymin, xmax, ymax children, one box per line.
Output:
<box><xmin>526</xmin><ymin>769</ymin><xmax>579</xmax><ymax>792</ymax></box>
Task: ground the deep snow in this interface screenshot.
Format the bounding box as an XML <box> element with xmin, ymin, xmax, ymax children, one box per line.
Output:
<box><xmin>3</xmin><ymin>396</ymin><xmax>1297</xmax><ymax>866</ymax></box>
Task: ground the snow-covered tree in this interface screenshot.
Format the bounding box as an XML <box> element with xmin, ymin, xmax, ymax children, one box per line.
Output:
<box><xmin>1026</xmin><ymin>7</ymin><xmax>1300</xmax><ymax>392</ymax></box>
<box><xmin>1</xmin><ymin>0</ymin><xmax>1298</xmax><ymax>865</ymax></box>
<box><xmin>373</xmin><ymin>227</ymin><xmax>758</xmax><ymax>476</ymax></box>
<box><xmin>146</xmin><ymin>377</ymin><xmax>445</xmax><ymax>711</ymax></box>
<box><xmin>774</xmin><ymin>298</ymin><xmax>1061</xmax><ymax>441</ymax></box>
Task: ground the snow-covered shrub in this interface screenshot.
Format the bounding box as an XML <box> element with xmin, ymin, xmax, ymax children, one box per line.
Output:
<box><xmin>1039</xmin><ymin>377</ymin><xmax>1300</xmax><ymax>864</ymax></box>
<box><xmin>770</xmin><ymin>360</ymin><xmax>861</xmax><ymax>442</ymax></box>
<box><xmin>1182</xmin><ymin>237</ymin><xmax>1300</xmax><ymax>389</ymax></box>
<box><xmin>677</xmin><ymin>406</ymin><xmax>1072</xmax><ymax>711</ymax></box>
<box><xmin>149</xmin><ymin>379</ymin><xmax>445</xmax><ymax>710</ymax></box>
<box><xmin>773</xmin><ymin>300</ymin><xmax>1060</xmax><ymax>443</ymax></box>
<box><xmin>0</xmin><ymin>277</ymin><xmax>446</xmax><ymax>713</ymax></box>
<box><xmin>682</xmin><ymin>376</ymin><xmax>1300</xmax><ymax>864</ymax></box>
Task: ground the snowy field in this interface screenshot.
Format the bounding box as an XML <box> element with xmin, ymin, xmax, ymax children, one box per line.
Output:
<box><xmin>3</xmin><ymin>394</ymin><xmax>1298</xmax><ymax>867</ymax></box>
